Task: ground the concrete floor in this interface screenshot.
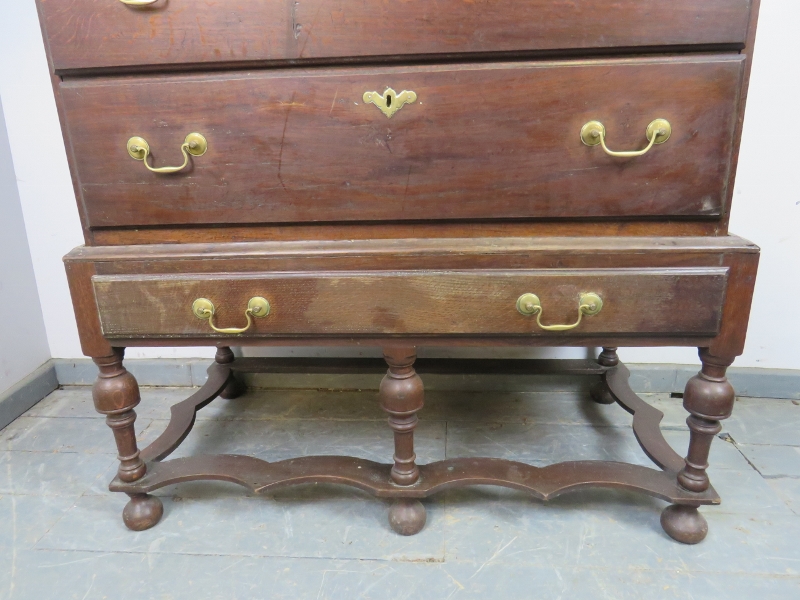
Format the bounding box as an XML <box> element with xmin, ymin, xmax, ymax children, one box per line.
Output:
<box><xmin>2</xmin><ymin>382</ymin><xmax>800</xmax><ymax>599</ymax></box>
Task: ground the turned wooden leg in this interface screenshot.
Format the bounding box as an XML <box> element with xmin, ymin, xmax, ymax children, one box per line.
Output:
<box><xmin>662</xmin><ymin>348</ymin><xmax>735</xmax><ymax>544</ymax></box>
<box><xmin>380</xmin><ymin>347</ymin><xmax>426</xmax><ymax>536</ymax></box>
<box><xmin>93</xmin><ymin>348</ymin><xmax>163</xmax><ymax>531</ymax></box>
<box><xmin>590</xmin><ymin>347</ymin><xmax>619</xmax><ymax>405</ymax></box>
<box><xmin>215</xmin><ymin>347</ymin><xmax>245</xmax><ymax>399</ymax></box>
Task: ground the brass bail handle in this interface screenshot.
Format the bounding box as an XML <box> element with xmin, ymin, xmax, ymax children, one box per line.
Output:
<box><xmin>581</xmin><ymin>119</ymin><xmax>671</xmax><ymax>158</ymax></box>
<box><xmin>127</xmin><ymin>133</ymin><xmax>207</xmax><ymax>174</ymax></box>
<box><xmin>192</xmin><ymin>297</ymin><xmax>270</xmax><ymax>335</ymax></box>
<box><xmin>516</xmin><ymin>292</ymin><xmax>603</xmax><ymax>332</ymax></box>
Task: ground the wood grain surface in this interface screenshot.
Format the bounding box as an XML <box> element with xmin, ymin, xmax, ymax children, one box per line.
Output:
<box><xmin>92</xmin><ymin>268</ymin><xmax>728</xmax><ymax>338</ymax></box>
<box><xmin>60</xmin><ymin>56</ymin><xmax>744</xmax><ymax>229</ymax></box>
<box><xmin>38</xmin><ymin>0</ymin><xmax>752</xmax><ymax>73</ymax></box>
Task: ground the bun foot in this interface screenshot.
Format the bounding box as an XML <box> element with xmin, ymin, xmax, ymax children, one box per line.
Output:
<box><xmin>589</xmin><ymin>380</ymin><xmax>616</xmax><ymax>405</ymax></box>
<box><xmin>388</xmin><ymin>499</ymin><xmax>426</xmax><ymax>536</ymax></box>
<box><xmin>123</xmin><ymin>493</ymin><xmax>164</xmax><ymax>531</ymax></box>
<box><xmin>220</xmin><ymin>376</ymin><xmax>246</xmax><ymax>400</ymax></box>
<box><xmin>661</xmin><ymin>504</ymin><xmax>708</xmax><ymax>544</ymax></box>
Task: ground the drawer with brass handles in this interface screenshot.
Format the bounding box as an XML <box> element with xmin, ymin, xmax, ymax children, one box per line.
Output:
<box><xmin>60</xmin><ymin>55</ymin><xmax>744</xmax><ymax>229</ymax></box>
<box><xmin>39</xmin><ymin>0</ymin><xmax>751</xmax><ymax>73</ymax></box>
<box><xmin>91</xmin><ymin>268</ymin><xmax>729</xmax><ymax>339</ymax></box>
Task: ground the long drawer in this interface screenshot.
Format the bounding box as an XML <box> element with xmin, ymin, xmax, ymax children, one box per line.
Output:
<box><xmin>38</xmin><ymin>0</ymin><xmax>752</xmax><ymax>73</ymax></box>
<box><xmin>61</xmin><ymin>56</ymin><xmax>744</xmax><ymax>229</ymax></box>
<box><xmin>92</xmin><ymin>268</ymin><xmax>728</xmax><ymax>338</ymax></box>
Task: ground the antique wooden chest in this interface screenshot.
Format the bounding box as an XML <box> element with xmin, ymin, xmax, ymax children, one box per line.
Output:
<box><xmin>37</xmin><ymin>0</ymin><xmax>760</xmax><ymax>543</ymax></box>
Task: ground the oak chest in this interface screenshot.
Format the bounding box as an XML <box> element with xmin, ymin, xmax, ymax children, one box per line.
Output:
<box><xmin>38</xmin><ymin>0</ymin><xmax>761</xmax><ymax>543</ymax></box>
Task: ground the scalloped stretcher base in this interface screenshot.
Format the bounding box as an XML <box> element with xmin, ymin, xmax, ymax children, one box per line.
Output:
<box><xmin>109</xmin><ymin>357</ymin><xmax>716</xmax><ymax>541</ymax></box>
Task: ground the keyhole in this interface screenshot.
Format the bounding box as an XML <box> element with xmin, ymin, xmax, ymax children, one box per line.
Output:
<box><xmin>386</xmin><ymin>94</ymin><xmax>392</xmax><ymax>107</ymax></box>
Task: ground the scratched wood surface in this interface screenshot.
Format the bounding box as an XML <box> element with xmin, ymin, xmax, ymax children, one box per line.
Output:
<box><xmin>89</xmin><ymin>221</ymin><xmax>724</xmax><ymax>246</ymax></box>
<box><xmin>38</xmin><ymin>0</ymin><xmax>752</xmax><ymax>73</ymax></box>
<box><xmin>59</xmin><ymin>56</ymin><xmax>744</xmax><ymax>229</ymax></box>
<box><xmin>92</xmin><ymin>268</ymin><xmax>728</xmax><ymax>338</ymax></box>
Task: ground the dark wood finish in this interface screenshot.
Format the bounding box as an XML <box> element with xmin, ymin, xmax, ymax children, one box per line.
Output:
<box><xmin>111</xmin><ymin>452</ymin><xmax>720</xmax><ymax>504</ymax></box>
<box><xmin>59</xmin><ymin>56</ymin><xmax>743</xmax><ymax>229</ymax></box>
<box><xmin>66</xmin><ymin>235</ymin><xmax>760</xmax><ymax>269</ymax></box>
<box><xmin>388</xmin><ymin>499</ymin><xmax>427</xmax><ymax>537</ymax></box>
<box><xmin>677</xmin><ymin>349</ymin><xmax>737</xmax><ymax>493</ymax></box>
<box><xmin>214</xmin><ymin>346</ymin><xmax>246</xmax><ymax>399</ymax></box>
<box><xmin>661</xmin><ymin>505</ymin><xmax>709</xmax><ymax>545</ymax></box>
<box><xmin>605</xmin><ymin>364</ymin><xmax>684</xmax><ymax>473</ymax></box>
<box><xmin>90</xmin><ymin>221</ymin><xmax>724</xmax><ymax>246</ymax></box>
<box><xmin>380</xmin><ymin>348</ymin><xmax>424</xmax><ymax>486</ymax></box>
<box><xmin>64</xmin><ymin>261</ymin><xmax>112</xmax><ymax>357</ymax></box>
<box><xmin>37</xmin><ymin>0</ymin><xmax>761</xmax><ymax>542</ymax></box>
<box><xmin>140</xmin><ymin>361</ymin><xmax>231</xmax><ymax>463</ymax></box>
<box><xmin>92</xmin><ymin>349</ymin><xmax>164</xmax><ymax>531</ymax></box>
<box><xmin>61</xmin><ymin>236</ymin><xmax>758</xmax><ymax>356</ymax></box>
<box><xmin>92</xmin><ymin>349</ymin><xmax>146</xmax><ymax>482</ymax></box>
<box><xmin>91</xmin><ymin>267</ymin><xmax>729</xmax><ymax>339</ymax></box>
<box><xmin>122</xmin><ymin>493</ymin><xmax>164</xmax><ymax>532</ymax></box>
<box><xmin>590</xmin><ymin>347</ymin><xmax>619</xmax><ymax>404</ymax></box>
<box><xmin>107</xmin><ymin>356</ymin><xmax>720</xmax><ymax>515</ymax></box>
<box><xmin>39</xmin><ymin>0</ymin><xmax>751</xmax><ymax>73</ymax></box>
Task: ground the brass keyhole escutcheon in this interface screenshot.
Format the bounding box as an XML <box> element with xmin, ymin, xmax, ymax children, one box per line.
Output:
<box><xmin>363</xmin><ymin>88</ymin><xmax>418</xmax><ymax>118</ymax></box>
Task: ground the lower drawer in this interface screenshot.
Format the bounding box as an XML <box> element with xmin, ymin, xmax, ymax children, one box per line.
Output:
<box><xmin>92</xmin><ymin>268</ymin><xmax>728</xmax><ymax>338</ymax></box>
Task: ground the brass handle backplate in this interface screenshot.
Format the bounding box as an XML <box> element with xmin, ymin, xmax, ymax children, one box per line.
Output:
<box><xmin>192</xmin><ymin>297</ymin><xmax>270</xmax><ymax>335</ymax></box>
<box><xmin>516</xmin><ymin>292</ymin><xmax>603</xmax><ymax>332</ymax></box>
<box><xmin>363</xmin><ymin>88</ymin><xmax>417</xmax><ymax>118</ymax></box>
<box><xmin>581</xmin><ymin>119</ymin><xmax>671</xmax><ymax>158</ymax></box>
<box><xmin>127</xmin><ymin>133</ymin><xmax>207</xmax><ymax>174</ymax></box>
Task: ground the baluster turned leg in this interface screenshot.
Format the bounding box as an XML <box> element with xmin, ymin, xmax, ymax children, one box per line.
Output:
<box><xmin>380</xmin><ymin>347</ymin><xmax>426</xmax><ymax>535</ymax></box>
<box><xmin>661</xmin><ymin>349</ymin><xmax>735</xmax><ymax>544</ymax></box>
<box><xmin>216</xmin><ymin>346</ymin><xmax>245</xmax><ymax>399</ymax></box>
<box><xmin>93</xmin><ymin>348</ymin><xmax>163</xmax><ymax>531</ymax></box>
<box><xmin>590</xmin><ymin>346</ymin><xmax>619</xmax><ymax>404</ymax></box>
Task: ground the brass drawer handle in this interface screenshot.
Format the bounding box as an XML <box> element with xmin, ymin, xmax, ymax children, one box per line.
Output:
<box><xmin>516</xmin><ymin>292</ymin><xmax>603</xmax><ymax>332</ymax></box>
<box><xmin>192</xmin><ymin>297</ymin><xmax>270</xmax><ymax>335</ymax></box>
<box><xmin>127</xmin><ymin>133</ymin><xmax>207</xmax><ymax>174</ymax></box>
<box><xmin>363</xmin><ymin>88</ymin><xmax>417</xmax><ymax>118</ymax></box>
<box><xmin>581</xmin><ymin>119</ymin><xmax>671</xmax><ymax>158</ymax></box>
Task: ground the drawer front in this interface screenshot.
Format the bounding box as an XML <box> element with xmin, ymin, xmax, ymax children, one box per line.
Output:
<box><xmin>62</xmin><ymin>56</ymin><xmax>744</xmax><ymax>228</ymax></box>
<box><xmin>39</xmin><ymin>0</ymin><xmax>751</xmax><ymax>73</ymax></box>
<box><xmin>93</xmin><ymin>268</ymin><xmax>728</xmax><ymax>338</ymax></box>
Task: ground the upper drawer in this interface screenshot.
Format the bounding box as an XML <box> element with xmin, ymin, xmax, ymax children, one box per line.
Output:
<box><xmin>38</xmin><ymin>0</ymin><xmax>752</xmax><ymax>73</ymax></box>
<box><xmin>61</xmin><ymin>56</ymin><xmax>744</xmax><ymax>229</ymax></box>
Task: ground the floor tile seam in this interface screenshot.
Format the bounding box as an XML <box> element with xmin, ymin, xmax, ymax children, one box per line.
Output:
<box><xmin>28</xmin><ymin>497</ymin><xmax>81</xmax><ymax>552</ymax></box>
<box><xmin>18</xmin><ymin>415</ymin><xmax>104</xmax><ymax>420</ymax></box>
<box><xmin>735</xmin><ymin>442</ymin><xmax>800</xmax><ymax>448</ymax></box>
<box><xmin>762</xmin><ymin>474</ymin><xmax>800</xmax><ymax>480</ymax></box>
<box><xmin>187</xmin><ymin>418</ymin><xmax>647</xmax><ymax>429</ymax></box>
<box><xmin>436</xmin><ymin>560</ymin><xmax>800</xmax><ymax>579</ymax></box>
<box><xmin>2</xmin><ymin>449</ymin><xmax>119</xmax><ymax>456</ymax></box>
<box><xmin>27</xmin><ymin>546</ymin><xmax>441</xmax><ymax>563</ymax></box>
<box><xmin>0</xmin><ymin>449</ymin><xmax>89</xmax><ymax>455</ymax></box>
<box><xmin>18</xmin><ymin>547</ymin><xmax>800</xmax><ymax>579</ymax></box>
<box><xmin>162</xmin><ymin>417</ymin><xmax>648</xmax><ymax>429</ymax></box>
<box><xmin>728</xmin><ymin>438</ymin><xmax>769</xmax><ymax>478</ymax></box>
<box><xmin>0</xmin><ymin>491</ymin><xmax>102</xmax><ymax>499</ymax></box>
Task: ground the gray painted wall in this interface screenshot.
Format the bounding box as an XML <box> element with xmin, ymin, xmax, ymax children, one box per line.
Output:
<box><xmin>0</xmin><ymin>95</ymin><xmax>49</xmax><ymax>394</ymax></box>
